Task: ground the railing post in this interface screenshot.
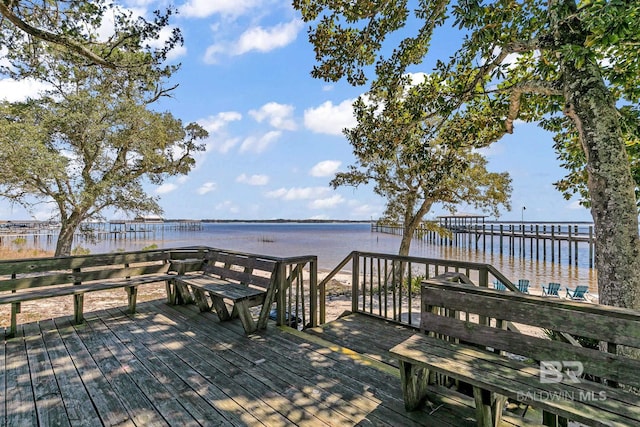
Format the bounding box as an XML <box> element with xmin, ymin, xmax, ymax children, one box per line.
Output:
<box><xmin>310</xmin><ymin>257</ymin><xmax>319</xmax><ymax>327</ymax></box>
<box><xmin>276</xmin><ymin>261</ymin><xmax>287</xmax><ymax>326</ymax></box>
<box><xmin>478</xmin><ymin>267</ymin><xmax>489</xmax><ymax>288</ymax></box>
<box><xmin>352</xmin><ymin>252</ymin><xmax>360</xmax><ymax>313</ymax></box>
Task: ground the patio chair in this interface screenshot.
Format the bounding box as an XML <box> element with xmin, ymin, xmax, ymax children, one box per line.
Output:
<box><xmin>566</xmin><ymin>285</ymin><xmax>590</xmax><ymax>301</ymax></box>
<box><xmin>542</xmin><ymin>282</ymin><xmax>561</xmax><ymax>297</ymax></box>
<box><xmin>493</xmin><ymin>280</ymin><xmax>507</xmax><ymax>291</ymax></box>
<box><xmin>517</xmin><ymin>279</ymin><xmax>530</xmax><ymax>294</ymax></box>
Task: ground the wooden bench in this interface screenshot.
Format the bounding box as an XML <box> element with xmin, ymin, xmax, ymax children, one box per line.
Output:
<box><xmin>169</xmin><ymin>250</ymin><xmax>280</xmax><ymax>334</ymax></box>
<box><xmin>389</xmin><ymin>278</ymin><xmax>640</xmax><ymax>427</ymax></box>
<box><xmin>0</xmin><ymin>249</ymin><xmax>190</xmax><ymax>338</ymax></box>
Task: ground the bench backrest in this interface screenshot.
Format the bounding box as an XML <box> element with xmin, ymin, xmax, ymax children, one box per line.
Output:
<box><xmin>202</xmin><ymin>251</ymin><xmax>278</xmax><ymax>290</ymax></box>
<box><xmin>420</xmin><ymin>281</ymin><xmax>640</xmax><ymax>390</ymax></box>
<box><xmin>0</xmin><ymin>248</ymin><xmax>203</xmax><ymax>293</ymax></box>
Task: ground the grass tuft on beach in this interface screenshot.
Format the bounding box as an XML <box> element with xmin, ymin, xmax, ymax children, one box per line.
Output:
<box><xmin>0</xmin><ymin>247</ymin><xmax>54</xmax><ymax>259</ymax></box>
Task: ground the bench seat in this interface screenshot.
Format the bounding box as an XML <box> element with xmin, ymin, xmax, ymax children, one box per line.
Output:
<box><xmin>0</xmin><ymin>249</ymin><xmax>208</xmax><ymax>337</ymax></box>
<box><xmin>2</xmin><ymin>273</ymin><xmax>175</xmax><ymax>336</ymax></box>
<box><xmin>170</xmin><ymin>251</ymin><xmax>279</xmax><ymax>334</ymax></box>
<box><xmin>389</xmin><ymin>276</ymin><xmax>640</xmax><ymax>427</ymax></box>
<box><xmin>391</xmin><ymin>333</ymin><xmax>638</xmax><ymax>427</ymax></box>
<box><xmin>0</xmin><ymin>274</ymin><xmax>175</xmax><ymax>304</ymax></box>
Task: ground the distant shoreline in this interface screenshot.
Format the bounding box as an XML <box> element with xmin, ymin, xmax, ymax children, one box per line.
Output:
<box><xmin>172</xmin><ymin>219</ymin><xmax>373</xmax><ymax>224</ymax></box>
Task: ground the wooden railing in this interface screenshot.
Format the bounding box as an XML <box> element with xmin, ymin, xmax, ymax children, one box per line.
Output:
<box><xmin>318</xmin><ymin>251</ymin><xmax>517</xmax><ymax>327</ymax></box>
<box><xmin>274</xmin><ymin>254</ymin><xmax>319</xmax><ymax>329</ymax></box>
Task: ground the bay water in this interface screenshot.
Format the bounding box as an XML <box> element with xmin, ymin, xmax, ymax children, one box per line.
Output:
<box><xmin>67</xmin><ymin>222</ymin><xmax>596</xmax><ymax>294</ymax></box>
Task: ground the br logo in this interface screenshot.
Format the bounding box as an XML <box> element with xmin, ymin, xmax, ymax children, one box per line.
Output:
<box><xmin>539</xmin><ymin>361</ymin><xmax>584</xmax><ymax>384</ymax></box>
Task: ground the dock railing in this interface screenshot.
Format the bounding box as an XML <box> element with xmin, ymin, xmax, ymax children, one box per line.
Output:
<box><xmin>318</xmin><ymin>251</ymin><xmax>516</xmax><ymax>327</ymax></box>
<box><xmin>274</xmin><ymin>253</ymin><xmax>318</xmax><ymax>330</ymax></box>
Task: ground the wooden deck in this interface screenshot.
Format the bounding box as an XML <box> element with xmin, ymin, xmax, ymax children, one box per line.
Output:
<box><xmin>2</xmin><ymin>301</ymin><xmax>538</xmax><ymax>426</ymax></box>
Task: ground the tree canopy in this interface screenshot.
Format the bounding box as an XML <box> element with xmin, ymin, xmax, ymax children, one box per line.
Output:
<box><xmin>334</xmin><ymin>78</ymin><xmax>511</xmax><ymax>256</ymax></box>
<box><xmin>294</xmin><ymin>0</ymin><xmax>640</xmax><ymax>309</ymax></box>
<box><xmin>0</xmin><ymin>1</ymin><xmax>206</xmax><ymax>256</ymax></box>
<box><xmin>0</xmin><ymin>0</ymin><xmax>180</xmax><ymax>73</ymax></box>
<box><xmin>0</xmin><ymin>55</ymin><xmax>207</xmax><ymax>255</ymax></box>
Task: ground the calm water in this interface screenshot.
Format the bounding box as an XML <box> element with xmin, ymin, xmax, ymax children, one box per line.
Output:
<box><xmin>62</xmin><ymin>222</ymin><xmax>597</xmax><ymax>293</ymax></box>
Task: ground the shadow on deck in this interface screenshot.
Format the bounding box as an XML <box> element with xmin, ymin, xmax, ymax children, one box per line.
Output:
<box><xmin>2</xmin><ymin>301</ymin><xmax>537</xmax><ymax>426</ymax></box>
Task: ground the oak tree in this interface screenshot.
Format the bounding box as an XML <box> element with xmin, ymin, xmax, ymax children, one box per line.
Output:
<box><xmin>295</xmin><ymin>0</ymin><xmax>640</xmax><ymax>310</ymax></box>
<box><xmin>0</xmin><ymin>2</ymin><xmax>206</xmax><ymax>256</ymax></box>
<box><xmin>334</xmin><ymin>78</ymin><xmax>511</xmax><ymax>256</ymax></box>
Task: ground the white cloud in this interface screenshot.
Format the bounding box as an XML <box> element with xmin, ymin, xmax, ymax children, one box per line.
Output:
<box><xmin>147</xmin><ymin>26</ymin><xmax>187</xmax><ymax>61</ymax></box>
<box><xmin>237</xmin><ymin>174</ymin><xmax>270</xmax><ymax>186</ymax></box>
<box><xmin>309</xmin><ymin>214</ymin><xmax>330</xmax><ymax>220</ymax></box>
<box><xmin>204</xmin><ymin>19</ymin><xmax>302</xmax><ymax>63</ymax></box>
<box><xmin>197</xmin><ymin>182</ymin><xmax>217</xmax><ymax>195</ymax></box>
<box><xmin>156</xmin><ymin>183</ymin><xmax>178</xmax><ymax>194</ymax></box>
<box><xmin>309</xmin><ymin>195</ymin><xmax>344</xmax><ymax>209</ymax></box>
<box><xmin>206</xmin><ymin>137</ymin><xmax>241</xmax><ymax>154</ymax></box>
<box><xmin>215</xmin><ymin>200</ymin><xmax>240</xmax><ymax>213</ymax></box>
<box><xmin>310</xmin><ymin>160</ymin><xmax>341</xmax><ymax>177</ymax></box>
<box><xmin>0</xmin><ymin>78</ymin><xmax>50</xmax><ymax>102</ymax></box>
<box><xmin>349</xmin><ymin>202</ymin><xmax>381</xmax><ymax>219</ymax></box>
<box><xmin>240</xmin><ymin>131</ymin><xmax>281</xmax><ymax>153</ymax></box>
<box><xmin>199</xmin><ymin>111</ymin><xmax>242</xmax><ymax>133</ymax></box>
<box><xmin>304</xmin><ymin>99</ymin><xmax>357</xmax><ymax>136</ymax></box>
<box><xmin>235</xmin><ymin>20</ymin><xmax>302</xmax><ymax>55</ymax></box>
<box><xmin>407</xmin><ymin>72</ymin><xmax>429</xmax><ymax>86</ymax></box>
<box><xmin>265</xmin><ymin>186</ymin><xmax>331</xmax><ymax>201</ymax></box>
<box><xmin>203</xmin><ymin>44</ymin><xmax>226</xmax><ymax>64</ymax></box>
<box><xmin>568</xmin><ymin>200</ymin><xmax>586</xmax><ymax>210</ymax></box>
<box><xmin>179</xmin><ymin>0</ymin><xmax>258</xmax><ymax>18</ymax></box>
<box><xmin>198</xmin><ymin>112</ymin><xmax>243</xmax><ymax>153</ymax></box>
<box><xmin>249</xmin><ymin>102</ymin><xmax>297</xmax><ymax>131</ymax></box>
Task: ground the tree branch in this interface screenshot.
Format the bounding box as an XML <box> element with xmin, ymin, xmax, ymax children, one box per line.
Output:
<box><xmin>0</xmin><ymin>2</ymin><xmax>116</xmax><ymax>68</ymax></box>
<box><xmin>505</xmin><ymin>81</ymin><xmax>562</xmax><ymax>133</ymax></box>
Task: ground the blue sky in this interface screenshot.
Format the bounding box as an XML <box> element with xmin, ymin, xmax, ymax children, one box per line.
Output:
<box><xmin>0</xmin><ymin>0</ymin><xmax>593</xmax><ymax>223</ymax></box>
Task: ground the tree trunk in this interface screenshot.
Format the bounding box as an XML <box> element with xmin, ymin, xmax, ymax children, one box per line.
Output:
<box><xmin>55</xmin><ymin>216</ymin><xmax>82</xmax><ymax>257</ymax></box>
<box><xmin>399</xmin><ymin>200</ymin><xmax>433</xmax><ymax>257</ymax></box>
<box><xmin>399</xmin><ymin>228</ymin><xmax>413</xmax><ymax>257</ymax></box>
<box><xmin>562</xmin><ymin>62</ymin><xmax>640</xmax><ymax>310</ymax></box>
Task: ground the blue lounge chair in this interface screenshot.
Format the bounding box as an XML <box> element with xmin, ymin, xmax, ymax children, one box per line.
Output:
<box><xmin>517</xmin><ymin>279</ymin><xmax>530</xmax><ymax>294</ymax></box>
<box><xmin>542</xmin><ymin>282</ymin><xmax>561</xmax><ymax>297</ymax></box>
<box><xmin>566</xmin><ymin>285</ymin><xmax>589</xmax><ymax>301</ymax></box>
<box><xmin>493</xmin><ymin>280</ymin><xmax>507</xmax><ymax>291</ymax></box>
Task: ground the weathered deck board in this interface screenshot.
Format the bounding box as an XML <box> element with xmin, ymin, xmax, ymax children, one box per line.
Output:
<box><xmin>149</xmin><ymin>303</ymin><xmax>366</xmax><ymax>426</ymax></box>
<box><xmin>94</xmin><ymin>310</ymin><xmax>232</xmax><ymax>426</ymax></box>
<box><xmin>6</xmin><ymin>326</ymin><xmax>38</xmax><ymax>427</ymax></box>
<box><xmin>0</xmin><ymin>327</ymin><xmax>5</xmax><ymax>427</ymax></box>
<box><xmin>169</xmin><ymin>305</ymin><xmax>480</xmax><ymax>427</ymax></box>
<box><xmin>49</xmin><ymin>318</ymin><xmax>132</xmax><ymax>427</ymax></box>
<box><xmin>38</xmin><ymin>319</ymin><xmax>104</xmax><ymax>427</ymax></box>
<box><xmin>305</xmin><ymin>313</ymin><xmax>420</xmax><ymax>367</ymax></box>
<box><xmin>164</xmin><ymin>306</ymin><xmax>406</xmax><ymax>425</ymax></box>
<box><xmin>22</xmin><ymin>322</ymin><xmax>71</xmax><ymax>427</ymax></box>
<box><xmin>3</xmin><ymin>300</ymin><xmax>537</xmax><ymax>426</ymax></box>
<box><xmin>98</xmin><ymin>307</ymin><xmax>273</xmax><ymax>426</ymax></box>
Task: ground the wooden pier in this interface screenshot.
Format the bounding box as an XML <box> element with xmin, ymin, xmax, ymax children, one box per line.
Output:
<box><xmin>372</xmin><ymin>219</ymin><xmax>596</xmax><ymax>267</ymax></box>
<box><xmin>0</xmin><ymin>219</ymin><xmax>203</xmax><ymax>248</ymax></box>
